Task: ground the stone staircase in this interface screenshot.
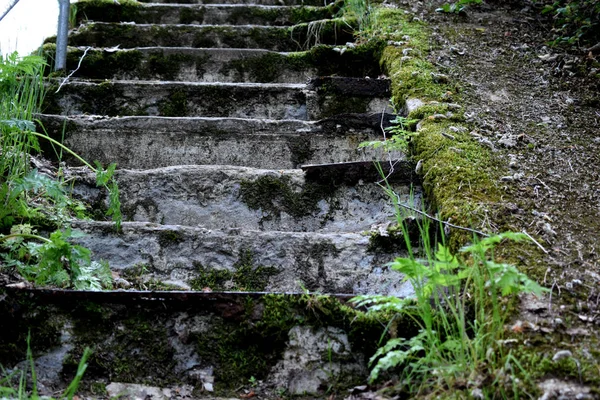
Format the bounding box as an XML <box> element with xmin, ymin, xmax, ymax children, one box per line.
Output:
<box><xmin>2</xmin><ymin>0</ymin><xmax>421</xmax><ymax>396</ymax></box>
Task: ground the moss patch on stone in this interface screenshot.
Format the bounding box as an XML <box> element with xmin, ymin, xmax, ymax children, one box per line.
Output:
<box><xmin>374</xmin><ymin>8</ymin><xmax>499</xmax><ymax>249</ymax></box>
<box><xmin>411</xmin><ymin>119</ymin><xmax>501</xmax><ymax>248</ymax></box>
<box><xmin>190</xmin><ymin>250</ymin><xmax>280</xmax><ymax>291</ymax></box>
<box><xmin>73</xmin><ymin>0</ymin><xmax>142</xmax><ymax>25</ymax></box>
<box><xmin>240</xmin><ymin>175</ymin><xmax>334</xmax><ymax>221</ymax></box>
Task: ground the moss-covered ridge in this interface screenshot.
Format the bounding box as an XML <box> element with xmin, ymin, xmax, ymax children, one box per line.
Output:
<box><xmin>373</xmin><ymin>7</ymin><xmax>501</xmax><ymax>248</ymax></box>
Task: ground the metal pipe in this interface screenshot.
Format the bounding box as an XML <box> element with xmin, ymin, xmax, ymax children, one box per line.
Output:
<box><xmin>55</xmin><ymin>0</ymin><xmax>69</xmax><ymax>71</ymax></box>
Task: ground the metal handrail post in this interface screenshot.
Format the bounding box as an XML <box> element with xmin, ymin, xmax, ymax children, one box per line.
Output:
<box><xmin>55</xmin><ymin>0</ymin><xmax>69</xmax><ymax>71</ymax></box>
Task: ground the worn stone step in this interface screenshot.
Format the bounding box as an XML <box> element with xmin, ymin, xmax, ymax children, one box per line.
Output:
<box><xmin>68</xmin><ymin>220</ymin><xmax>412</xmax><ymax>296</ymax></box>
<box><xmin>55</xmin><ymin>21</ymin><xmax>354</xmax><ymax>52</ymax></box>
<box><xmin>135</xmin><ymin>0</ymin><xmax>330</xmax><ymax>6</ymax></box>
<box><xmin>54</xmin><ymin>45</ymin><xmax>382</xmax><ymax>83</ymax></box>
<box><xmin>43</xmin><ymin>78</ymin><xmax>391</xmax><ymax>119</ymax></box>
<box><xmin>70</xmin><ymin>164</ymin><xmax>419</xmax><ymax>232</ymax></box>
<box><xmin>39</xmin><ymin>113</ymin><xmax>400</xmax><ymax>169</ymax></box>
<box><xmin>74</xmin><ymin>3</ymin><xmax>337</xmax><ymax>26</ymax></box>
<box><xmin>1</xmin><ymin>288</ymin><xmax>392</xmax><ymax>397</ymax></box>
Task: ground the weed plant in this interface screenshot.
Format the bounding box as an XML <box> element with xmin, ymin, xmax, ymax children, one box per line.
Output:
<box><xmin>0</xmin><ymin>51</ymin><xmax>120</xmax><ymax>290</ymax></box>
<box><xmin>0</xmin><ymin>334</ymin><xmax>91</xmax><ymax>399</ymax></box>
<box><xmin>538</xmin><ymin>0</ymin><xmax>600</xmax><ymax>46</ymax></box>
<box><xmin>353</xmin><ymin>175</ymin><xmax>546</xmax><ymax>397</ymax></box>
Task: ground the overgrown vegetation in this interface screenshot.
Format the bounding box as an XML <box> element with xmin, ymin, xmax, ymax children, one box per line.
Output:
<box><xmin>354</xmin><ymin>212</ymin><xmax>546</xmax><ymax>396</ymax></box>
<box><xmin>0</xmin><ymin>52</ymin><xmax>121</xmax><ymax>290</ymax></box>
<box><xmin>538</xmin><ymin>0</ymin><xmax>600</xmax><ymax>46</ymax></box>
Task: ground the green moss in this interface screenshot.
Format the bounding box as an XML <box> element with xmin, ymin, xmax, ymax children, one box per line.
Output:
<box><xmin>179</xmin><ymin>6</ymin><xmax>206</xmax><ymax>24</ymax></box>
<box><xmin>74</xmin><ymin>0</ymin><xmax>141</xmax><ymax>25</ymax></box>
<box><xmin>157</xmin><ymin>230</ymin><xmax>184</xmax><ymax>247</ymax></box>
<box><xmin>190</xmin><ymin>250</ymin><xmax>279</xmax><ymax>291</ymax></box>
<box><xmin>66</xmin><ymin>307</ymin><xmax>178</xmax><ymax>386</ymax></box>
<box><xmin>411</xmin><ymin>120</ymin><xmax>500</xmax><ymax>249</ymax></box>
<box><xmin>0</xmin><ymin>291</ymin><xmax>64</xmax><ymax>365</ymax></box>
<box><xmin>146</xmin><ymin>51</ymin><xmax>196</xmax><ymax>80</ymax></box>
<box><xmin>514</xmin><ymin>344</ymin><xmax>600</xmax><ymax>390</ymax></box>
<box><xmin>240</xmin><ymin>175</ymin><xmax>334</xmax><ymax>221</ymax></box>
<box><xmin>158</xmin><ymin>89</ymin><xmax>188</xmax><ymax>117</ymax></box>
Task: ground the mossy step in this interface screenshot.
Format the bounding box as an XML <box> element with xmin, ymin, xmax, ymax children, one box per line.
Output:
<box><xmin>39</xmin><ymin>113</ymin><xmax>401</xmax><ymax>169</ymax></box>
<box><xmin>74</xmin><ymin>2</ymin><xmax>337</xmax><ymax>26</ymax></box>
<box><xmin>52</xmin><ymin>45</ymin><xmax>382</xmax><ymax>83</ymax></box>
<box><xmin>1</xmin><ymin>287</ymin><xmax>394</xmax><ymax>396</ymax></box>
<box><xmin>43</xmin><ymin>79</ymin><xmax>390</xmax><ymax>119</ymax></box>
<box><xmin>134</xmin><ymin>0</ymin><xmax>329</xmax><ymax>6</ymax></box>
<box><xmin>67</xmin><ymin>220</ymin><xmax>412</xmax><ymax>296</ymax></box>
<box><xmin>69</xmin><ymin>164</ymin><xmax>419</xmax><ymax>232</ymax></box>
<box><xmin>53</xmin><ymin>21</ymin><xmax>354</xmax><ymax>52</ymax></box>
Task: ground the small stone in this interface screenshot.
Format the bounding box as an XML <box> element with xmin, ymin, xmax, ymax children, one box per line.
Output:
<box><xmin>431</xmin><ymin>72</ymin><xmax>450</xmax><ymax>83</ymax></box>
<box><xmin>449</xmin><ymin>126</ymin><xmax>467</xmax><ymax>133</ymax></box>
<box><xmin>402</xmin><ymin>48</ymin><xmax>413</xmax><ymax>56</ymax></box>
<box><xmin>405</xmin><ymin>98</ymin><xmax>425</xmax><ymax>114</ymax></box>
<box><xmin>441</xmin><ymin>132</ymin><xmax>456</xmax><ymax>140</ymax></box>
<box><xmin>450</xmin><ymin>46</ymin><xmax>465</xmax><ymax>56</ymax></box>
<box><xmin>415</xmin><ymin>159</ymin><xmax>423</xmax><ymax>174</ymax></box>
<box><xmin>428</xmin><ymin>114</ymin><xmax>447</xmax><ymax>121</ymax></box>
<box><xmin>552</xmin><ymin>350</ymin><xmax>572</xmax><ymax>362</ymax></box>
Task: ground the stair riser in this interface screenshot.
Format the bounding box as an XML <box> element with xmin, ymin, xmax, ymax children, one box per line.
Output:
<box><xmin>58</xmin><ymin>47</ymin><xmax>382</xmax><ymax>83</ymax></box>
<box><xmin>40</xmin><ymin>115</ymin><xmax>399</xmax><ymax>169</ymax></box>
<box><xmin>44</xmin><ymin>82</ymin><xmax>390</xmax><ymax>120</ymax></box>
<box><xmin>136</xmin><ymin>0</ymin><xmax>329</xmax><ymax>6</ymax></box>
<box><xmin>1</xmin><ymin>290</ymin><xmax>384</xmax><ymax>396</ymax></box>
<box><xmin>71</xmin><ymin>165</ymin><xmax>419</xmax><ymax>232</ymax></box>
<box><xmin>60</xmin><ymin>23</ymin><xmax>354</xmax><ymax>52</ymax></box>
<box><xmin>69</xmin><ymin>221</ymin><xmax>411</xmax><ymax>296</ymax></box>
<box><xmin>75</xmin><ymin>3</ymin><xmax>335</xmax><ymax>26</ymax></box>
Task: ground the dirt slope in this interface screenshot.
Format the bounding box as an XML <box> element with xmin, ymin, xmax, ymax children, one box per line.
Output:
<box><xmin>399</xmin><ymin>0</ymin><xmax>600</xmax><ymax>396</ymax></box>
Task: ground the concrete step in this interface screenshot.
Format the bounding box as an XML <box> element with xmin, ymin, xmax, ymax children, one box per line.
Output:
<box><xmin>0</xmin><ymin>288</ymin><xmax>392</xmax><ymax>397</ymax></box>
<box><xmin>55</xmin><ymin>46</ymin><xmax>382</xmax><ymax>83</ymax></box>
<box><xmin>74</xmin><ymin>3</ymin><xmax>337</xmax><ymax>26</ymax></box>
<box><xmin>39</xmin><ymin>113</ymin><xmax>400</xmax><ymax>169</ymax></box>
<box><xmin>69</xmin><ymin>164</ymin><xmax>419</xmax><ymax>232</ymax></box>
<box><xmin>56</xmin><ymin>21</ymin><xmax>354</xmax><ymax>52</ymax></box>
<box><xmin>67</xmin><ymin>220</ymin><xmax>412</xmax><ymax>296</ymax></box>
<box><xmin>43</xmin><ymin>78</ymin><xmax>391</xmax><ymax>119</ymax></box>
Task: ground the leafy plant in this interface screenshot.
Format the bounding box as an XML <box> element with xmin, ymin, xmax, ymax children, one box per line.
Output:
<box><xmin>0</xmin><ymin>51</ymin><xmax>121</xmax><ymax>289</ymax></box>
<box><xmin>359</xmin><ymin>115</ymin><xmax>418</xmax><ymax>153</ymax></box>
<box><xmin>539</xmin><ymin>0</ymin><xmax>600</xmax><ymax>46</ymax></box>
<box><xmin>352</xmin><ymin>203</ymin><xmax>547</xmax><ymax>395</ymax></box>
<box><xmin>436</xmin><ymin>0</ymin><xmax>483</xmax><ymax>14</ymax></box>
<box><xmin>1</xmin><ymin>225</ymin><xmax>112</xmax><ymax>290</ymax></box>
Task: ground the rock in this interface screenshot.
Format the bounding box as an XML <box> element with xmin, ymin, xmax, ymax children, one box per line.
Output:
<box><xmin>538</xmin><ymin>379</ymin><xmax>593</xmax><ymax>400</ymax></box>
<box><xmin>498</xmin><ymin>135</ymin><xmax>518</xmax><ymax>148</ymax></box>
<box><xmin>552</xmin><ymin>350</ymin><xmax>572</xmax><ymax>362</ymax></box>
<box><xmin>269</xmin><ymin>326</ymin><xmax>366</xmax><ymax>395</ymax></box>
<box><xmin>430</xmin><ymin>72</ymin><xmax>449</xmax><ymax>84</ymax></box>
<box><xmin>405</xmin><ymin>98</ymin><xmax>425</xmax><ymax>114</ymax></box>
